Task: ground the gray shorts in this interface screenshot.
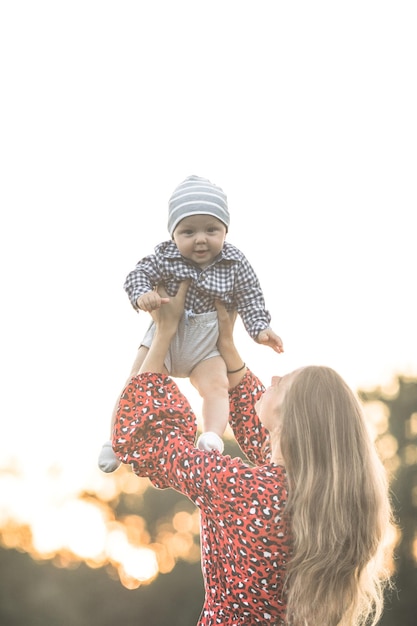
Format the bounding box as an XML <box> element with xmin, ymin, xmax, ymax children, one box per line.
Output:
<box><xmin>140</xmin><ymin>310</ymin><xmax>220</xmax><ymax>378</ymax></box>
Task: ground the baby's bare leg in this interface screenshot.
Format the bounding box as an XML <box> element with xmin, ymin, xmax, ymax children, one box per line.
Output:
<box><xmin>190</xmin><ymin>356</ymin><xmax>229</xmax><ymax>451</ymax></box>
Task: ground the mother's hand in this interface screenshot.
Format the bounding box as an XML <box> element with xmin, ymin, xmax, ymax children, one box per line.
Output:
<box><xmin>150</xmin><ymin>280</ymin><xmax>190</xmax><ymax>335</ymax></box>
<box><xmin>138</xmin><ymin>280</ymin><xmax>190</xmax><ymax>375</ymax></box>
<box><xmin>214</xmin><ymin>299</ymin><xmax>237</xmax><ymax>347</ymax></box>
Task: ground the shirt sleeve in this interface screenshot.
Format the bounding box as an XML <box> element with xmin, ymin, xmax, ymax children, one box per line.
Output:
<box><xmin>112</xmin><ymin>373</ymin><xmax>198</xmax><ymax>488</ymax></box>
<box><xmin>233</xmin><ymin>255</ymin><xmax>272</xmax><ymax>340</ymax></box>
<box><xmin>228</xmin><ymin>369</ymin><xmax>272</xmax><ymax>465</ymax></box>
<box><xmin>123</xmin><ymin>254</ymin><xmax>163</xmax><ymax>309</ymax></box>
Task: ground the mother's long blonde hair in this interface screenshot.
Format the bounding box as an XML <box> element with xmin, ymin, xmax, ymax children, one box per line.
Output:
<box><xmin>279</xmin><ymin>366</ymin><xmax>393</xmax><ymax>626</ymax></box>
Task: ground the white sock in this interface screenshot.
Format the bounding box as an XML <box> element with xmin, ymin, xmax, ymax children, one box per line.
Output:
<box><xmin>98</xmin><ymin>440</ymin><xmax>121</xmax><ymax>473</ymax></box>
<box><xmin>196</xmin><ymin>432</ymin><xmax>224</xmax><ymax>453</ymax></box>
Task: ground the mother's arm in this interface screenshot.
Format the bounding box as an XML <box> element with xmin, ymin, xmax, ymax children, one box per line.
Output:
<box><xmin>214</xmin><ymin>300</ymin><xmax>248</xmax><ymax>387</ymax></box>
<box><xmin>215</xmin><ymin>300</ymin><xmax>271</xmax><ymax>464</ymax></box>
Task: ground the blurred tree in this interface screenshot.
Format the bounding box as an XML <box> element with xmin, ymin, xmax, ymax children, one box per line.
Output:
<box><xmin>0</xmin><ymin>545</ymin><xmax>204</xmax><ymax>626</ymax></box>
<box><xmin>360</xmin><ymin>377</ymin><xmax>417</xmax><ymax>626</ymax></box>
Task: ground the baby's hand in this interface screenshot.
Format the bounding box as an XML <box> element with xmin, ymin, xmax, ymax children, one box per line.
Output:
<box><xmin>257</xmin><ymin>328</ymin><xmax>284</xmax><ymax>353</ymax></box>
<box><xmin>137</xmin><ymin>290</ymin><xmax>169</xmax><ymax>312</ymax></box>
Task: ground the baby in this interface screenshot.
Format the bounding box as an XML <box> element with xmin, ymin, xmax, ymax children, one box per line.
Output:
<box><xmin>98</xmin><ymin>175</ymin><xmax>283</xmax><ymax>471</ymax></box>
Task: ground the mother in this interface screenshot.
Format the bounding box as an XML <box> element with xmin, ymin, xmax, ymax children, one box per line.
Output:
<box><xmin>112</xmin><ymin>282</ymin><xmax>393</xmax><ymax>625</ymax></box>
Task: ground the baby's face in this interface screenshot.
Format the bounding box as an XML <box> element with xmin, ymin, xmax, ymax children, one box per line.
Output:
<box><xmin>173</xmin><ymin>214</ymin><xmax>227</xmax><ymax>269</ymax></box>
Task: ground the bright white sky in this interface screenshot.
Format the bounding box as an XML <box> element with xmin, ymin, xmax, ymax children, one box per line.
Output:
<box><xmin>1</xmin><ymin>1</ymin><xmax>416</xmax><ymax>487</ymax></box>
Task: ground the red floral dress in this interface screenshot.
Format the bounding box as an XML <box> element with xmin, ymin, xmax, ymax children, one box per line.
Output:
<box><xmin>113</xmin><ymin>370</ymin><xmax>291</xmax><ymax>625</ymax></box>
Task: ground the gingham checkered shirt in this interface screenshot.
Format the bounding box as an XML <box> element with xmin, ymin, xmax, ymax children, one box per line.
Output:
<box><xmin>124</xmin><ymin>240</ymin><xmax>271</xmax><ymax>340</ymax></box>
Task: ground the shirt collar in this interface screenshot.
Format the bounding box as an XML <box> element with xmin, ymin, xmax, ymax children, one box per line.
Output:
<box><xmin>160</xmin><ymin>240</ymin><xmax>241</xmax><ymax>262</ymax></box>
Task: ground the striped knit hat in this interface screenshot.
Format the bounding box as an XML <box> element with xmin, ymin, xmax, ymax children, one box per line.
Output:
<box><xmin>168</xmin><ymin>175</ymin><xmax>230</xmax><ymax>236</ymax></box>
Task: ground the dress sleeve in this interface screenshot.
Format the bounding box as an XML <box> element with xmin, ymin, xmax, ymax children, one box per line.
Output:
<box><xmin>228</xmin><ymin>369</ymin><xmax>272</xmax><ymax>465</ymax></box>
<box><xmin>112</xmin><ymin>373</ymin><xmax>198</xmax><ymax>489</ymax></box>
<box><xmin>112</xmin><ymin>372</ymin><xmax>257</xmax><ymax>514</ymax></box>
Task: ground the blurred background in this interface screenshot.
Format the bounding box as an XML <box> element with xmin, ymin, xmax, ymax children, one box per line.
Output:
<box><xmin>1</xmin><ymin>1</ymin><xmax>416</xmax><ymax>624</ymax></box>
